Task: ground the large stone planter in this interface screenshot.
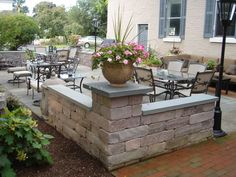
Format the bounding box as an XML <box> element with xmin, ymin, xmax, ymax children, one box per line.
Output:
<box><xmin>102</xmin><ymin>61</ymin><xmax>134</xmax><ymax>87</ymax></box>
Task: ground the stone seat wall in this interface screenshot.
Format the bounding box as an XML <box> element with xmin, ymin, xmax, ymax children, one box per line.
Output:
<box><xmin>41</xmin><ymin>83</ymin><xmax>217</xmax><ymax>170</ymax></box>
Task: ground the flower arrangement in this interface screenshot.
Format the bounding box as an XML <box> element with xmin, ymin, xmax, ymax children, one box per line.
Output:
<box><xmin>169</xmin><ymin>46</ymin><xmax>182</xmax><ymax>55</ymax></box>
<box><xmin>92</xmin><ymin>42</ymin><xmax>149</xmax><ymax>70</ymax></box>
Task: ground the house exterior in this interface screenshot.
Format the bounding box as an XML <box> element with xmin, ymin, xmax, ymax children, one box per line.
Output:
<box><xmin>107</xmin><ymin>0</ymin><xmax>236</xmax><ymax>59</ymax></box>
<box><xmin>0</xmin><ymin>0</ymin><xmax>13</xmax><ymax>12</ymax></box>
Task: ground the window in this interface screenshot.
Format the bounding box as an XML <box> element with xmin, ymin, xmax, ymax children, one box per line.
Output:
<box><xmin>204</xmin><ymin>0</ymin><xmax>236</xmax><ymax>38</ymax></box>
<box><xmin>159</xmin><ymin>0</ymin><xmax>186</xmax><ymax>39</ymax></box>
<box><xmin>167</xmin><ymin>0</ymin><xmax>181</xmax><ymax>36</ymax></box>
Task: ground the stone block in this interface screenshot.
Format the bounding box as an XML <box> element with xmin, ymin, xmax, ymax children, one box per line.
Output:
<box><xmin>189</xmin><ymin>111</ymin><xmax>214</xmax><ymax>124</ymax></box>
<box><xmin>87</xmin><ymin>112</ymin><xmax>109</xmax><ymax>130</ymax></box>
<box><xmin>107</xmin><ymin>117</ymin><xmax>140</xmax><ymax>132</ymax></box>
<box><xmin>62</xmin><ymin>107</ymin><xmax>71</xmax><ymax>118</ymax></box>
<box><xmin>128</xmin><ymin>95</ymin><xmax>143</xmax><ymax>105</ymax></box>
<box><xmin>107</xmin><ymin>147</ymin><xmax>147</xmax><ymax>166</ymax></box>
<box><xmin>195</xmin><ymin>103</ymin><xmax>215</xmax><ymax>113</ymax></box>
<box><xmin>141</xmin><ymin>111</ymin><xmax>175</xmax><ymax>125</ymax></box>
<box><xmin>175</xmin><ymin>124</ymin><xmax>202</xmax><ymax>137</ymax></box>
<box><xmin>189</xmin><ymin>130</ymin><xmax>213</xmax><ymax>143</ymax></box>
<box><xmin>126</xmin><ymin>138</ymin><xmax>141</xmax><ymax>151</ymax></box>
<box><xmin>132</xmin><ymin>105</ymin><xmax>142</xmax><ymax>116</ymax></box>
<box><xmin>92</xmin><ymin>102</ymin><xmax>101</xmax><ymax>114</ymax></box>
<box><xmin>201</xmin><ymin>119</ymin><xmax>214</xmax><ymax>130</ymax></box>
<box><xmin>141</xmin><ymin>130</ymin><xmax>174</xmax><ymax>146</ymax></box>
<box><xmin>148</xmin><ymin>122</ymin><xmax>165</xmax><ymax>134</ymax></box>
<box><xmin>146</xmin><ymin>142</ymin><xmax>166</xmax><ymax>156</ymax></box>
<box><xmin>102</xmin><ymin>96</ymin><xmax>129</xmax><ymax>108</ymax></box>
<box><xmin>75</xmin><ymin>123</ymin><xmax>87</xmax><ymax>137</ymax></box>
<box><xmin>63</xmin><ymin>126</ymin><xmax>79</xmax><ymax>142</ymax></box>
<box><xmin>99</xmin><ymin>126</ymin><xmax>148</xmax><ymax>144</ymax></box>
<box><xmin>62</xmin><ymin>118</ymin><xmax>77</xmax><ymax>131</ymax></box>
<box><xmin>165</xmin><ymin>116</ymin><xmax>189</xmax><ymax>130</ymax></box>
<box><xmin>101</xmin><ymin>106</ymin><xmax>132</xmax><ymax>120</ymax></box>
<box><xmin>176</xmin><ymin>107</ymin><xmax>196</xmax><ymax>117</ymax></box>
<box><xmin>104</xmin><ymin>143</ymin><xmax>125</xmax><ymax>155</ymax></box>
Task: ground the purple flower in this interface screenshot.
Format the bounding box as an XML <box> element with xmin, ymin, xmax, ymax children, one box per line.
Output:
<box><xmin>123</xmin><ymin>59</ymin><xmax>128</xmax><ymax>65</ymax></box>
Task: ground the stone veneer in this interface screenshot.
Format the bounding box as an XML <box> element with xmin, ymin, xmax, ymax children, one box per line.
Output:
<box><xmin>0</xmin><ymin>51</ymin><xmax>26</xmax><ymax>69</ymax></box>
<box><xmin>41</xmin><ymin>82</ymin><xmax>218</xmax><ymax>170</ymax></box>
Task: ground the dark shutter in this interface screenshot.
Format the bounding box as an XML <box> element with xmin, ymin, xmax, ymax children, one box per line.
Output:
<box><xmin>204</xmin><ymin>0</ymin><xmax>216</xmax><ymax>38</ymax></box>
<box><xmin>159</xmin><ymin>0</ymin><xmax>166</xmax><ymax>38</ymax></box>
<box><xmin>180</xmin><ymin>0</ymin><xmax>187</xmax><ymax>39</ymax></box>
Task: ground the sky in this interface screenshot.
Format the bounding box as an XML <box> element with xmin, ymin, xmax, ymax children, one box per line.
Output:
<box><xmin>0</xmin><ymin>0</ymin><xmax>77</xmax><ymax>14</ymax></box>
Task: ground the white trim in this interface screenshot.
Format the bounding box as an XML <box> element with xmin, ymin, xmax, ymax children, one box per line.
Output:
<box><xmin>209</xmin><ymin>37</ymin><xmax>236</xmax><ymax>44</ymax></box>
<box><xmin>163</xmin><ymin>37</ymin><xmax>182</xmax><ymax>43</ymax></box>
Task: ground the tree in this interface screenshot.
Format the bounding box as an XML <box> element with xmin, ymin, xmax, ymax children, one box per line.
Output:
<box><xmin>33</xmin><ymin>2</ymin><xmax>68</xmax><ymax>38</ymax></box>
<box><xmin>0</xmin><ymin>13</ymin><xmax>39</xmax><ymax>50</ymax></box>
<box><xmin>67</xmin><ymin>0</ymin><xmax>108</xmax><ymax>37</ymax></box>
<box><xmin>12</xmin><ymin>0</ymin><xmax>29</xmax><ymax>14</ymax></box>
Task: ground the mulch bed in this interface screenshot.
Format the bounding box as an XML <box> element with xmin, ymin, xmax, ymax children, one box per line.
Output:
<box><xmin>15</xmin><ymin>116</ymin><xmax>114</xmax><ymax>177</ymax></box>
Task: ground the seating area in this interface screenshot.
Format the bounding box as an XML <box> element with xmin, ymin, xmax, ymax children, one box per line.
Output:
<box><xmin>5</xmin><ymin>47</ymin><xmax>85</xmax><ymax>101</ymax></box>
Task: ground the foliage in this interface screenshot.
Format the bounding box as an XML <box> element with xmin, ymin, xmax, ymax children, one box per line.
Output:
<box><xmin>6</xmin><ymin>95</ymin><xmax>21</xmax><ymax>112</ymax></box>
<box><xmin>67</xmin><ymin>35</ymin><xmax>81</xmax><ymax>47</ymax></box>
<box><xmin>0</xmin><ymin>13</ymin><xmax>39</xmax><ymax>50</ymax></box>
<box><xmin>67</xmin><ymin>0</ymin><xmax>108</xmax><ymax>37</ymax></box>
<box><xmin>169</xmin><ymin>46</ymin><xmax>182</xmax><ymax>55</ymax></box>
<box><xmin>0</xmin><ymin>107</ymin><xmax>53</xmax><ymax>177</ymax></box>
<box><xmin>112</xmin><ymin>7</ymin><xmax>134</xmax><ymax>44</ymax></box>
<box><xmin>143</xmin><ymin>48</ymin><xmax>162</xmax><ymax>67</ymax></box>
<box><xmin>33</xmin><ymin>2</ymin><xmax>68</xmax><ymax>38</ymax></box>
<box><xmin>92</xmin><ymin>42</ymin><xmax>149</xmax><ymax>69</ymax></box>
<box><xmin>207</xmin><ymin>59</ymin><xmax>217</xmax><ymax>70</ymax></box>
<box><xmin>12</xmin><ymin>0</ymin><xmax>29</xmax><ymax>14</ymax></box>
<box><xmin>25</xmin><ymin>49</ymin><xmax>35</xmax><ymax>61</ymax></box>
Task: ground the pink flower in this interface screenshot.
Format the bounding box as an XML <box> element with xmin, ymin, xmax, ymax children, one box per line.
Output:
<box><xmin>116</xmin><ymin>55</ymin><xmax>121</xmax><ymax>60</ymax></box>
<box><xmin>124</xmin><ymin>50</ymin><xmax>132</xmax><ymax>56</ymax></box>
<box><xmin>107</xmin><ymin>50</ymin><xmax>112</xmax><ymax>54</ymax></box>
<box><xmin>134</xmin><ymin>45</ymin><xmax>145</xmax><ymax>51</ymax></box>
<box><xmin>123</xmin><ymin>59</ymin><xmax>128</xmax><ymax>65</ymax></box>
<box><xmin>95</xmin><ymin>53</ymin><xmax>101</xmax><ymax>57</ymax></box>
<box><xmin>107</xmin><ymin>58</ymin><xmax>112</xmax><ymax>62</ymax></box>
<box><xmin>144</xmin><ymin>52</ymin><xmax>149</xmax><ymax>58</ymax></box>
<box><xmin>136</xmin><ymin>57</ymin><xmax>142</xmax><ymax>64</ymax></box>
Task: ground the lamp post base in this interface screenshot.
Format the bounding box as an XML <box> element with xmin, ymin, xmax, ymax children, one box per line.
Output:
<box><xmin>213</xmin><ymin>130</ymin><xmax>227</xmax><ymax>138</ymax></box>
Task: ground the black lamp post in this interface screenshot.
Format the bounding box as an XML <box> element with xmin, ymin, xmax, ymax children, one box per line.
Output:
<box><xmin>93</xmin><ymin>17</ymin><xmax>99</xmax><ymax>53</ymax></box>
<box><xmin>214</xmin><ymin>0</ymin><xmax>236</xmax><ymax>137</ymax></box>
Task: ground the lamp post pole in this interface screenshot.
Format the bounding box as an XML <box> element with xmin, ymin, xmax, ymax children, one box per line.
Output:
<box><xmin>95</xmin><ymin>26</ymin><xmax>97</xmax><ymax>53</ymax></box>
<box><xmin>213</xmin><ymin>24</ymin><xmax>227</xmax><ymax>137</ymax></box>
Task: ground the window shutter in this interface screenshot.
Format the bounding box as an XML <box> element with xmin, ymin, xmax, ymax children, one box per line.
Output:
<box><xmin>159</xmin><ymin>0</ymin><xmax>166</xmax><ymax>38</ymax></box>
<box><xmin>204</xmin><ymin>0</ymin><xmax>216</xmax><ymax>38</ymax></box>
<box><xmin>180</xmin><ymin>0</ymin><xmax>187</xmax><ymax>39</ymax></box>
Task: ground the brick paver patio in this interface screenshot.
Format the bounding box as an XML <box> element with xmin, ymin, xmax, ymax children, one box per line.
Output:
<box><xmin>113</xmin><ymin>132</ymin><xmax>236</xmax><ymax>177</ymax></box>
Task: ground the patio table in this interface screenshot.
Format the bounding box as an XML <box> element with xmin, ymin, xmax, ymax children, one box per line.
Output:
<box><xmin>154</xmin><ymin>69</ymin><xmax>195</xmax><ymax>99</ymax></box>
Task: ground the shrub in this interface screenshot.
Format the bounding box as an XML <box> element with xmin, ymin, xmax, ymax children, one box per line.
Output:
<box><xmin>143</xmin><ymin>48</ymin><xmax>162</xmax><ymax>67</ymax></box>
<box><xmin>0</xmin><ymin>13</ymin><xmax>39</xmax><ymax>50</ymax></box>
<box><xmin>207</xmin><ymin>60</ymin><xmax>217</xmax><ymax>70</ymax></box>
<box><xmin>0</xmin><ymin>107</ymin><xmax>53</xmax><ymax>177</ymax></box>
<box><xmin>6</xmin><ymin>95</ymin><xmax>21</xmax><ymax>112</ymax></box>
<box><xmin>68</xmin><ymin>35</ymin><xmax>80</xmax><ymax>47</ymax></box>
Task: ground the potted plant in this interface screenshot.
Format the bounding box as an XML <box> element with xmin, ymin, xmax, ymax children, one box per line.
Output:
<box><xmin>143</xmin><ymin>48</ymin><xmax>162</xmax><ymax>68</ymax></box>
<box><xmin>207</xmin><ymin>59</ymin><xmax>217</xmax><ymax>70</ymax></box>
<box><xmin>92</xmin><ymin>8</ymin><xmax>149</xmax><ymax>87</ymax></box>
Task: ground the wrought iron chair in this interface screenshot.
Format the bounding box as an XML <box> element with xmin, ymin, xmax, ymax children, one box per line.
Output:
<box><xmin>174</xmin><ymin>71</ymin><xmax>215</xmax><ymax>97</ymax></box>
<box><xmin>134</xmin><ymin>67</ymin><xmax>168</xmax><ymax>102</ymax></box>
<box><xmin>60</xmin><ymin>58</ymin><xmax>85</xmax><ymax>93</ymax></box>
<box><xmin>167</xmin><ymin>60</ymin><xmax>184</xmax><ymax>72</ymax></box>
<box><xmin>187</xmin><ymin>63</ymin><xmax>207</xmax><ymax>75</ymax></box>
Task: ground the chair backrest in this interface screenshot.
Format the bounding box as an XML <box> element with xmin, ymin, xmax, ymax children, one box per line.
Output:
<box><xmin>56</xmin><ymin>49</ymin><xmax>69</xmax><ymax>62</ymax></box>
<box><xmin>167</xmin><ymin>60</ymin><xmax>184</xmax><ymax>72</ymax></box>
<box><xmin>134</xmin><ymin>67</ymin><xmax>154</xmax><ymax>88</ymax></box>
<box><xmin>34</xmin><ymin>47</ymin><xmax>47</xmax><ymax>54</ymax></box>
<box><xmin>67</xmin><ymin>58</ymin><xmax>80</xmax><ymax>75</ymax></box>
<box><xmin>68</xmin><ymin>48</ymin><xmax>78</xmax><ymax>59</ymax></box>
<box><xmin>187</xmin><ymin>63</ymin><xmax>207</xmax><ymax>75</ymax></box>
<box><xmin>190</xmin><ymin>71</ymin><xmax>215</xmax><ymax>95</ymax></box>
